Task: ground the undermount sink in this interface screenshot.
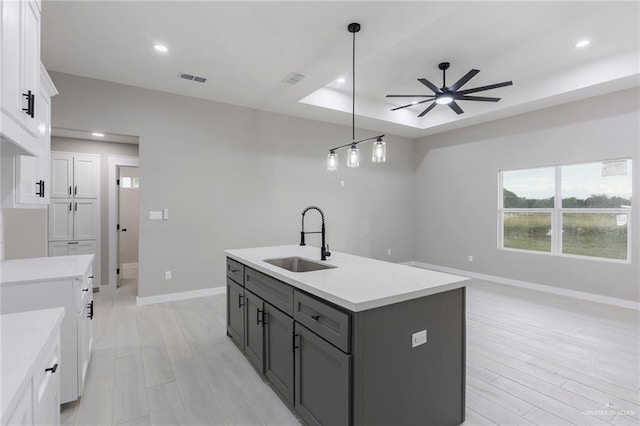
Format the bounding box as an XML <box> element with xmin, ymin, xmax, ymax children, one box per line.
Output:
<box><xmin>263</xmin><ymin>256</ymin><xmax>337</xmax><ymax>273</ymax></box>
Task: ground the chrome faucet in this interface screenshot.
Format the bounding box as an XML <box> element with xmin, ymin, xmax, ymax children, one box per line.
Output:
<box><xmin>300</xmin><ymin>206</ymin><xmax>331</xmax><ymax>261</ymax></box>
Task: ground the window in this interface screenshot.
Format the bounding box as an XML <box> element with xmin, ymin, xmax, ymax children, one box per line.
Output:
<box><xmin>499</xmin><ymin>159</ymin><xmax>632</xmax><ymax>261</ymax></box>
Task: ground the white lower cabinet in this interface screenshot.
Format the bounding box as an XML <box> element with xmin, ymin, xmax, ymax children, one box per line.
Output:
<box><xmin>1</xmin><ymin>308</ymin><xmax>64</xmax><ymax>426</ymax></box>
<box><xmin>0</xmin><ymin>256</ymin><xmax>94</xmax><ymax>404</ymax></box>
<box><xmin>48</xmin><ymin>240</ymin><xmax>96</xmax><ymax>257</ymax></box>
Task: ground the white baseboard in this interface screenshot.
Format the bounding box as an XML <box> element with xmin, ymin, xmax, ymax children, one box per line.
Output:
<box><xmin>404</xmin><ymin>261</ymin><xmax>640</xmax><ymax>311</ymax></box>
<box><xmin>136</xmin><ymin>286</ymin><xmax>226</xmax><ymax>306</ymax></box>
<box><xmin>120</xmin><ymin>262</ymin><xmax>138</xmax><ymax>279</ymax></box>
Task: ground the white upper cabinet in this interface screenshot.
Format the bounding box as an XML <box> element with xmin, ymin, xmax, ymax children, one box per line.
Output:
<box><xmin>73</xmin><ymin>156</ymin><xmax>99</xmax><ymax>198</ymax></box>
<box><xmin>50</xmin><ymin>154</ymin><xmax>74</xmax><ymax>198</ymax></box>
<box><xmin>51</xmin><ymin>153</ymin><xmax>99</xmax><ymax>199</ymax></box>
<box><xmin>1</xmin><ymin>0</ymin><xmax>42</xmax><ymax>153</ymax></box>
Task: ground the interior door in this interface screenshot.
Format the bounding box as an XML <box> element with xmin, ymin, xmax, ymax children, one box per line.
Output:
<box><xmin>117</xmin><ymin>166</ymin><xmax>139</xmax><ymax>287</ymax></box>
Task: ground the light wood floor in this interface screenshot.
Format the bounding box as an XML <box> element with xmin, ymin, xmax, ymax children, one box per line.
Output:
<box><xmin>61</xmin><ymin>278</ymin><xmax>640</xmax><ymax>426</ymax></box>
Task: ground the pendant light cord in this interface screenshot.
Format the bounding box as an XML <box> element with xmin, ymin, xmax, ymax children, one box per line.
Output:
<box><xmin>352</xmin><ymin>27</ymin><xmax>356</xmax><ymax>143</ymax></box>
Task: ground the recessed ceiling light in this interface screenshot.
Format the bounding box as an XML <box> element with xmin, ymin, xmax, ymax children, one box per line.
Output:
<box><xmin>91</xmin><ymin>132</ymin><xmax>105</xmax><ymax>137</ymax></box>
<box><xmin>575</xmin><ymin>40</ymin><xmax>590</xmax><ymax>48</ymax></box>
<box><xmin>336</xmin><ymin>77</ymin><xmax>346</xmax><ymax>84</ymax></box>
<box><xmin>154</xmin><ymin>44</ymin><xmax>169</xmax><ymax>53</ymax></box>
<box><xmin>411</xmin><ymin>101</ymin><xmax>419</xmax><ymax>105</ymax></box>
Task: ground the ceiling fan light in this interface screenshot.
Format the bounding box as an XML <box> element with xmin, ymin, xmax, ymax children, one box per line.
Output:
<box><xmin>372</xmin><ymin>139</ymin><xmax>386</xmax><ymax>163</ymax></box>
<box><xmin>327</xmin><ymin>151</ymin><xmax>338</xmax><ymax>171</ymax></box>
<box><xmin>436</xmin><ymin>94</ymin><xmax>454</xmax><ymax>105</ymax></box>
<box><xmin>347</xmin><ymin>145</ymin><xmax>360</xmax><ymax>168</ymax></box>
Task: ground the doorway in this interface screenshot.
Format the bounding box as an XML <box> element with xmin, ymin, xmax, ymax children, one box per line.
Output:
<box><xmin>116</xmin><ymin>166</ymin><xmax>139</xmax><ymax>288</ymax></box>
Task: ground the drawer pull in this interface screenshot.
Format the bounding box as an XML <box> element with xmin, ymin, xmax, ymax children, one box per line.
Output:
<box><xmin>82</xmin><ymin>288</ymin><xmax>89</xmax><ymax>292</ymax></box>
<box><xmin>68</xmin><ymin>242</ymin><xmax>78</xmax><ymax>245</ymax></box>
<box><xmin>45</xmin><ymin>363</ymin><xmax>58</xmax><ymax>374</ymax></box>
<box><xmin>311</xmin><ymin>315</ymin><xmax>321</xmax><ymax>321</ymax></box>
<box><xmin>88</xmin><ymin>301</ymin><xmax>94</xmax><ymax>320</ymax></box>
<box><xmin>231</xmin><ymin>268</ymin><xmax>239</xmax><ymax>273</ymax></box>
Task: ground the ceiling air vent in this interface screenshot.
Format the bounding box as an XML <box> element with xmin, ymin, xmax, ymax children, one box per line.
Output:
<box><xmin>281</xmin><ymin>72</ymin><xmax>305</xmax><ymax>85</ymax></box>
<box><xmin>178</xmin><ymin>72</ymin><xmax>207</xmax><ymax>83</ymax></box>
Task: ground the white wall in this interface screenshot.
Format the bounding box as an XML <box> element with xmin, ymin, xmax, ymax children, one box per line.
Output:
<box><xmin>414</xmin><ymin>88</ymin><xmax>639</xmax><ymax>302</ymax></box>
<box><xmin>49</xmin><ymin>72</ymin><xmax>417</xmax><ymax>298</ymax></box>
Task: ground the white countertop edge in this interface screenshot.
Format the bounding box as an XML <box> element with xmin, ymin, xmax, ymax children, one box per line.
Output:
<box><xmin>0</xmin><ymin>254</ymin><xmax>94</xmax><ymax>286</ymax></box>
<box><xmin>225</xmin><ymin>247</ymin><xmax>469</xmax><ymax>312</ymax></box>
<box><xmin>1</xmin><ymin>308</ymin><xmax>65</xmax><ymax>420</ymax></box>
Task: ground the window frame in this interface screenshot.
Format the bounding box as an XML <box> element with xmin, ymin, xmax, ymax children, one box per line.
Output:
<box><xmin>498</xmin><ymin>159</ymin><xmax>632</xmax><ymax>263</ymax></box>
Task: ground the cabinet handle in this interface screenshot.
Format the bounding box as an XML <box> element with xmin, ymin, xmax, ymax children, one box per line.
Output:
<box><xmin>45</xmin><ymin>363</ymin><xmax>58</xmax><ymax>374</ymax></box>
<box><xmin>293</xmin><ymin>333</ymin><xmax>300</xmax><ymax>352</ymax></box>
<box><xmin>68</xmin><ymin>186</ymin><xmax>72</xmax><ymax>195</ymax></box>
<box><xmin>89</xmin><ymin>276</ymin><xmax>94</xmax><ymax>279</ymax></box>
<box><xmin>22</xmin><ymin>90</ymin><xmax>34</xmax><ymax>118</ymax></box>
<box><xmin>40</xmin><ymin>180</ymin><xmax>45</xmax><ymax>197</ymax></box>
<box><xmin>74</xmin><ymin>186</ymin><xmax>77</xmax><ymax>195</ymax></box>
<box><xmin>68</xmin><ymin>242</ymin><xmax>78</xmax><ymax>245</ymax></box>
<box><xmin>262</xmin><ymin>311</ymin><xmax>268</xmax><ymax>325</ymax></box>
<box><xmin>257</xmin><ymin>308</ymin><xmax>263</xmax><ymax>325</ymax></box>
<box><xmin>238</xmin><ymin>294</ymin><xmax>244</xmax><ymax>308</ymax></box>
<box><xmin>69</xmin><ymin>202</ymin><xmax>72</xmax><ymax>211</ymax></box>
<box><xmin>74</xmin><ymin>202</ymin><xmax>78</xmax><ymax>211</ymax></box>
<box><xmin>231</xmin><ymin>268</ymin><xmax>239</xmax><ymax>273</ymax></box>
<box><xmin>311</xmin><ymin>314</ymin><xmax>320</xmax><ymax>321</ymax></box>
<box><xmin>88</xmin><ymin>301</ymin><xmax>94</xmax><ymax>320</ymax></box>
<box><xmin>82</xmin><ymin>288</ymin><xmax>89</xmax><ymax>292</ymax></box>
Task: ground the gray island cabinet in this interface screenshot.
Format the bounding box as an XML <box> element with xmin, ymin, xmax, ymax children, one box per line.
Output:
<box><xmin>225</xmin><ymin>245</ymin><xmax>469</xmax><ymax>426</ymax></box>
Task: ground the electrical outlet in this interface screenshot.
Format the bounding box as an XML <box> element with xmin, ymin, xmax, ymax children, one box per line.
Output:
<box><xmin>165</xmin><ymin>271</ymin><xmax>172</xmax><ymax>280</ymax></box>
<box><xmin>340</xmin><ymin>180</ymin><xmax>345</xmax><ymax>188</ymax></box>
<box><xmin>412</xmin><ymin>330</ymin><xmax>427</xmax><ymax>348</ymax></box>
<box><xmin>468</xmin><ymin>255</ymin><xmax>473</xmax><ymax>262</ymax></box>
<box><xmin>387</xmin><ymin>249</ymin><xmax>391</xmax><ymax>256</ymax></box>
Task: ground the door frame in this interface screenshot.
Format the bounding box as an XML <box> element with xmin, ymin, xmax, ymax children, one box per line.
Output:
<box><xmin>108</xmin><ymin>155</ymin><xmax>139</xmax><ymax>288</ymax></box>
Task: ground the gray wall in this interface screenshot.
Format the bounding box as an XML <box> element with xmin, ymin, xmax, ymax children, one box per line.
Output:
<box><xmin>51</xmin><ymin>137</ymin><xmax>139</xmax><ymax>285</ymax></box>
<box><xmin>49</xmin><ymin>72</ymin><xmax>417</xmax><ymax>298</ymax></box>
<box><xmin>414</xmin><ymin>88</ymin><xmax>639</xmax><ymax>302</ymax></box>
<box><xmin>2</xmin><ymin>208</ymin><xmax>47</xmax><ymax>259</ymax></box>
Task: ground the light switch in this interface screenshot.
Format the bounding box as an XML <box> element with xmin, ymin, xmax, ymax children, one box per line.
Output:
<box><xmin>163</xmin><ymin>208</ymin><xmax>169</xmax><ymax>220</ymax></box>
<box><xmin>412</xmin><ymin>330</ymin><xmax>427</xmax><ymax>348</ymax></box>
<box><xmin>149</xmin><ymin>211</ymin><xmax>163</xmax><ymax>220</ymax></box>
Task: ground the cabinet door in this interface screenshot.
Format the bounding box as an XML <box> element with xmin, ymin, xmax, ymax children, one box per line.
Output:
<box><xmin>49</xmin><ymin>199</ymin><xmax>73</xmax><ymax>241</ymax></box>
<box><xmin>227</xmin><ymin>278</ymin><xmax>245</xmax><ymax>350</ymax></box>
<box><xmin>264</xmin><ymin>303</ymin><xmax>294</xmax><ymax>405</ymax></box>
<box><xmin>77</xmin><ymin>295</ymin><xmax>94</xmax><ymax>396</ymax></box>
<box><xmin>73</xmin><ymin>199</ymin><xmax>97</xmax><ymax>240</ymax></box>
<box><xmin>50</xmin><ymin>153</ymin><xmax>73</xmax><ymax>198</ymax></box>
<box><xmin>34</xmin><ymin>332</ymin><xmax>61</xmax><ymax>426</ymax></box>
<box><xmin>21</xmin><ymin>0</ymin><xmax>40</xmax><ymax>136</ymax></box>
<box><xmin>15</xmin><ymin>155</ymin><xmax>39</xmax><ymax>204</ymax></box>
<box><xmin>294</xmin><ymin>323</ymin><xmax>351</xmax><ymax>426</ymax></box>
<box><xmin>244</xmin><ymin>291</ymin><xmax>264</xmax><ymax>373</ymax></box>
<box><xmin>49</xmin><ymin>241</ymin><xmax>70</xmax><ymax>257</ymax></box>
<box><xmin>73</xmin><ymin>155</ymin><xmax>98</xmax><ymax>198</ymax></box>
<box><xmin>34</xmin><ymin>78</ymin><xmax>52</xmax><ymax>204</ymax></box>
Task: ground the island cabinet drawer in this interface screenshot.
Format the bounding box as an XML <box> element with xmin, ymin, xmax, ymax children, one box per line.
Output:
<box><xmin>245</xmin><ymin>268</ymin><xmax>294</xmax><ymax>315</ymax></box>
<box><xmin>227</xmin><ymin>258</ymin><xmax>244</xmax><ymax>285</ymax></box>
<box><xmin>294</xmin><ymin>291</ymin><xmax>351</xmax><ymax>353</ymax></box>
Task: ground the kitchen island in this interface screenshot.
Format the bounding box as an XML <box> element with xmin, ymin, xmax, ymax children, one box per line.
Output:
<box><xmin>225</xmin><ymin>245</ymin><xmax>469</xmax><ymax>426</ymax></box>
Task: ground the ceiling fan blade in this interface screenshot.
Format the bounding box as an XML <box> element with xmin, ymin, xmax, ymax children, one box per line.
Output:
<box><xmin>448</xmin><ymin>101</ymin><xmax>464</xmax><ymax>115</ymax></box>
<box><xmin>418</xmin><ymin>78</ymin><xmax>441</xmax><ymax>94</ymax></box>
<box><xmin>449</xmin><ymin>69</ymin><xmax>479</xmax><ymax>92</ymax></box>
<box><xmin>457</xmin><ymin>81</ymin><xmax>513</xmax><ymax>95</ymax></box>
<box><xmin>417</xmin><ymin>101</ymin><xmax>437</xmax><ymax>117</ymax></box>
<box><xmin>455</xmin><ymin>95</ymin><xmax>501</xmax><ymax>102</ymax></box>
<box><xmin>386</xmin><ymin>95</ymin><xmax>435</xmax><ymax>98</ymax></box>
<box><xmin>391</xmin><ymin>99</ymin><xmax>433</xmax><ymax>111</ymax></box>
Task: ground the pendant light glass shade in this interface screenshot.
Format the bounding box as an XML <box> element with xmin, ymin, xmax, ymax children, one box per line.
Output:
<box><xmin>327</xmin><ymin>151</ymin><xmax>338</xmax><ymax>171</ymax></box>
<box><xmin>347</xmin><ymin>145</ymin><xmax>359</xmax><ymax>168</ymax></box>
<box><xmin>372</xmin><ymin>139</ymin><xmax>386</xmax><ymax>163</ymax></box>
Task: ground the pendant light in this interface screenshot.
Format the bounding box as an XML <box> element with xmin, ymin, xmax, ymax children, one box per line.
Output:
<box><xmin>327</xmin><ymin>23</ymin><xmax>385</xmax><ymax>171</ymax></box>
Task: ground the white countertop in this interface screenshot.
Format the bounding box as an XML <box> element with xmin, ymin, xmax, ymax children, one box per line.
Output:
<box><xmin>1</xmin><ymin>308</ymin><xmax>65</xmax><ymax>419</ymax></box>
<box><xmin>0</xmin><ymin>254</ymin><xmax>94</xmax><ymax>286</ymax></box>
<box><xmin>225</xmin><ymin>245</ymin><xmax>469</xmax><ymax>312</ymax></box>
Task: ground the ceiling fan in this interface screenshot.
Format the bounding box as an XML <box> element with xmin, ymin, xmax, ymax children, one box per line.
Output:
<box><xmin>386</xmin><ymin>62</ymin><xmax>513</xmax><ymax>117</ymax></box>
